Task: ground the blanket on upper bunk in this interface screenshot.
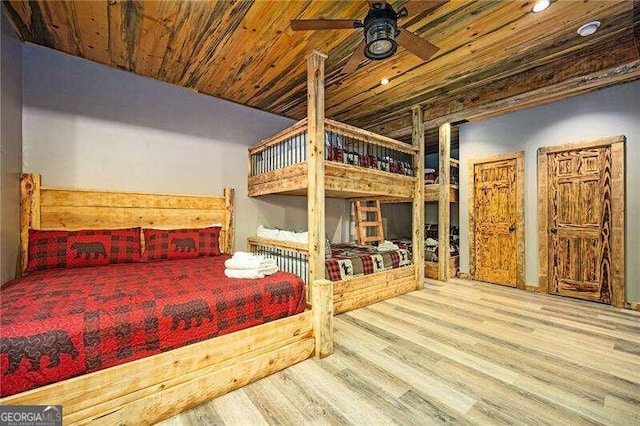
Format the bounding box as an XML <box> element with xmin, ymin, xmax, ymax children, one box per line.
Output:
<box><xmin>0</xmin><ymin>256</ymin><xmax>305</xmax><ymax>397</ymax></box>
<box><xmin>325</xmin><ymin>244</ymin><xmax>412</xmax><ymax>282</ymax></box>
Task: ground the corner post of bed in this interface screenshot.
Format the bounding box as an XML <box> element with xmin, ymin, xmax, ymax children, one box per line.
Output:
<box><xmin>19</xmin><ymin>173</ymin><xmax>41</xmax><ymax>276</ymax></box>
<box><xmin>306</xmin><ymin>50</ymin><xmax>328</xmax><ymax>302</ymax></box>
<box><xmin>438</xmin><ymin>123</ymin><xmax>452</xmax><ymax>281</ymax></box>
<box><xmin>312</xmin><ymin>278</ymin><xmax>333</xmax><ymax>357</ymax></box>
<box><xmin>412</xmin><ymin>106</ymin><xmax>425</xmax><ymax>289</ymax></box>
<box><xmin>224</xmin><ymin>188</ymin><xmax>235</xmax><ymax>254</ymax></box>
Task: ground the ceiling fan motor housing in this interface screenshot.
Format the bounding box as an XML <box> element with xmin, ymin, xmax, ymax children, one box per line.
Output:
<box><xmin>363</xmin><ymin>3</ymin><xmax>399</xmax><ymax>60</ymax></box>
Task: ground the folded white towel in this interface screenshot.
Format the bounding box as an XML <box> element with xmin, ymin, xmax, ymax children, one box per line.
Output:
<box><xmin>259</xmin><ymin>264</ymin><xmax>279</xmax><ymax>276</ymax></box>
<box><xmin>232</xmin><ymin>251</ymin><xmax>259</xmax><ymax>259</ymax></box>
<box><xmin>225</xmin><ymin>257</ymin><xmax>260</xmax><ymax>270</ymax></box>
<box><xmin>224</xmin><ymin>269</ymin><xmax>264</xmax><ymax>279</ymax></box>
<box><xmin>225</xmin><ymin>257</ymin><xmax>276</xmax><ymax>270</ymax></box>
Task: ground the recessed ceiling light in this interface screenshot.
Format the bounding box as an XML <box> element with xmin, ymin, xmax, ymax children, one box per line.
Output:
<box><xmin>380</xmin><ymin>78</ymin><xmax>389</xmax><ymax>85</ymax></box>
<box><xmin>577</xmin><ymin>21</ymin><xmax>601</xmax><ymax>37</ymax></box>
<box><xmin>532</xmin><ymin>0</ymin><xmax>550</xmax><ymax>13</ymax></box>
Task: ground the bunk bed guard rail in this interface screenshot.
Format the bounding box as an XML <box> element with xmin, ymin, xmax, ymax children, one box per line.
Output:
<box><xmin>248</xmin><ymin>119</ymin><xmax>417</xmax><ymax>177</ymax></box>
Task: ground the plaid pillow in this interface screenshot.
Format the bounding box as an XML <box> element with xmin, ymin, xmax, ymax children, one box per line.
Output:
<box><xmin>142</xmin><ymin>226</ymin><xmax>221</xmax><ymax>262</ymax></box>
<box><xmin>199</xmin><ymin>226</ymin><xmax>222</xmax><ymax>256</ymax></box>
<box><xmin>27</xmin><ymin>228</ymin><xmax>141</xmax><ymax>272</ymax></box>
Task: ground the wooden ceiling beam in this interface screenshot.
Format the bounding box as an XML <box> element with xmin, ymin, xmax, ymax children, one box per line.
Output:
<box><xmin>428</xmin><ymin>59</ymin><xmax>640</xmax><ymax>129</ymax></box>
<box><xmin>367</xmin><ymin>30</ymin><xmax>640</xmax><ymax>140</ymax></box>
<box><xmin>634</xmin><ymin>0</ymin><xmax>640</xmax><ymax>57</ymax></box>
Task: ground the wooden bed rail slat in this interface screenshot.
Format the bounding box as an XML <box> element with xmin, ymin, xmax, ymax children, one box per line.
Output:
<box><xmin>40</xmin><ymin>189</ymin><xmax>226</xmax><ymax>209</ymax></box>
<box><xmin>247</xmin><ymin>236</ymin><xmax>309</xmax><ymax>254</ymax></box>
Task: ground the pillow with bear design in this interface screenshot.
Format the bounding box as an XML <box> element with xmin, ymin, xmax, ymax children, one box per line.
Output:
<box><xmin>142</xmin><ymin>226</ymin><xmax>222</xmax><ymax>262</ymax></box>
<box><xmin>27</xmin><ymin>228</ymin><xmax>141</xmax><ymax>272</ymax></box>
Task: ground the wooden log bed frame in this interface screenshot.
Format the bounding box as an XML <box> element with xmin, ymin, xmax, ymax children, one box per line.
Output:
<box><xmin>382</xmin><ymin>153</ymin><xmax>460</xmax><ymax>282</ymax></box>
<box><xmin>0</xmin><ymin>174</ymin><xmax>334</xmax><ymax>425</ymax></box>
<box><xmin>246</xmin><ymin>51</ymin><xmax>425</xmax><ymax>314</ymax></box>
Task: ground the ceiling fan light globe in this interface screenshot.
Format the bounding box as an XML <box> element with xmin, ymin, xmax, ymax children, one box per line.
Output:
<box><xmin>364</xmin><ymin>18</ymin><xmax>397</xmax><ymax>60</ymax></box>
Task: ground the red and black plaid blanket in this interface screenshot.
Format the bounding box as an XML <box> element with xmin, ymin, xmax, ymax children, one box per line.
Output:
<box><xmin>0</xmin><ymin>256</ymin><xmax>305</xmax><ymax>397</ymax></box>
<box><xmin>324</xmin><ymin>244</ymin><xmax>412</xmax><ymax>282</ymax></box>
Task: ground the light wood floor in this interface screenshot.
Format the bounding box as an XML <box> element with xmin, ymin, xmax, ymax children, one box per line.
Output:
<box><xmin>159</xmin><ymin>279</ymin><xmax>640</xmax><ymax>425</ymax></box>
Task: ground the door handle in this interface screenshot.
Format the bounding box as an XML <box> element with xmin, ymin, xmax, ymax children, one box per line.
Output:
<box><xmin>509</xmin><ymin>224</ymin><xmax>516</xmax><ymax>232</ymax></box>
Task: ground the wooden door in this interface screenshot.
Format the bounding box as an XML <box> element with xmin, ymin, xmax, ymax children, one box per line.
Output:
<box><xmin>473</xmin><ymin>159</ymin><xmax>518</xmax><ymax>286</ymax></box>
<box><xmin>547</xmin><ymin>147</ymin><xmax>613</xmax><ymax>303</ymax></box>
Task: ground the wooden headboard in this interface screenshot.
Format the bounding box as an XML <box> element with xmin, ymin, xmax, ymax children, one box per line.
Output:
<box><xmin>20</xmin><ymin>174</ymin><xmax>235</xmax><ymax>275</ymax></box>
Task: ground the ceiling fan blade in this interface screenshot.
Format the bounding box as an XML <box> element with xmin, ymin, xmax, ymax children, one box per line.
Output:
<box><xmin>399</xmin><ymin>0</ymin><xmax>447</xmax><ymax>18</ymax></box>
<box><xmin>396</xmin><ymin>29</ymin><xmax>439</xmax><ymax>61</ymax></box>
<box><xmin>341</xmin><ymin>40</ymin><xmax>366</xmax><ymax>75</ymax></box>
<box><xmin>290</xmin><ymin>19</ymin><xmax>361</xmax><ymax>31</ymax></box>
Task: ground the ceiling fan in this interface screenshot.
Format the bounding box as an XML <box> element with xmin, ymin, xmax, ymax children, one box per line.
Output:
<box><xmin>290</xmin><ymin>1</ymin><xmax>445</xmax><ymax>75</ymax></box>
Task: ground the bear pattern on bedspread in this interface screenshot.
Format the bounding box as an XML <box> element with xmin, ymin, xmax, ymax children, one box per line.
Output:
<box><xmin>0</xmin><ymin>256</ymin><xmax>305</xmax><ymax>397</ymax></box>
<box><xmin>324</xmin><ymin>244</ymin><xmax>412</xmax><ymax>281</ymax></box>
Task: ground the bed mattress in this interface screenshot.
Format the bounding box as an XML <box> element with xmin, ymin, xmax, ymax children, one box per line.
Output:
<box><xmin>325</xmin><ymin>244</ymin><xmax>412</xmax><ymax>282</ymax></box>
<box><xmin>0</xmin><ymin>256</ymin><xmax>305</xmax><ymax>397</ymax></box>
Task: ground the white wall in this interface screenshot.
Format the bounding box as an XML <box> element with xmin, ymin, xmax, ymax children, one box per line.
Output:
<box><xmin>0</xmin><ymin>11</ymin><xmax>23</xmax><ymax>284</ymax></box>
<box><xmin>22</xmin><ymin>44</ymin><xmax>349</xmax><ymax>250</ymax></box>
<box><xmin>459</xmin><ymin>80</ymin><xmax>640</xmax><ymax>300</ymax></box>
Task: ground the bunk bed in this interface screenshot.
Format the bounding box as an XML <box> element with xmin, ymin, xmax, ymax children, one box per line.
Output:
<box><xmin>381</xmin><ymin>151</ymin><xmax>460</xmax><ymax>281</ymax></box>
<box><xmin>247</xmin><ymin>51</ymin><xmax>425</xmax><ymax>315</ymax></box>
<box><xmin>424</xmin><ymin>158</ymin><xmax>459</xmax><ymax>202</ymax></box>
<box><xmin>0</xmin><ymin>174</ymin><xmax>333</xmax><ymax>424</ymax></box>
<box><xmin>424</xmin><ymin>156</ymin><xmax>459</xmax><ymax>279</ymax></box>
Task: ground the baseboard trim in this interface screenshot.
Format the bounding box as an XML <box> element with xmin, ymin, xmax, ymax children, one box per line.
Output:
<box><xmin>525</xmin><ymin>284</ymin><xmax>539</xmax><ymax>293</ymax></box>
<box><xmin>624</xmin><ymin>302</ymin><xmax>640</xmax><ymax>312</ymax></box>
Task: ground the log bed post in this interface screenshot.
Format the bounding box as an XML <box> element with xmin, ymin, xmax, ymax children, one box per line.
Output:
<box><xmin>224</xmin><ymin>188</ymin><xmax>235</xmax><ymax>254</ymax></box>
<box><xmin>438</xmin><ymin>123</ymin><xmax>451</xmax><ymax>281</ymax></box>
<box><xmin>412</xmin><ymin>106</ymin><xmax>425</xmax><ymax>289</ymax></box>
<box><xmin>312</xmin><ymin>279</ymin><xmax>334</xmax><ymax>357</ymax></box>
<box><xmin>20</xmin><ymin>174</ymin><xmax>41</xmax><ymax>276</ymax></box>
<box><xmin>307</xmin><ymin>50</ymin><xmax>327</xmax><ymax>301</ymax></box>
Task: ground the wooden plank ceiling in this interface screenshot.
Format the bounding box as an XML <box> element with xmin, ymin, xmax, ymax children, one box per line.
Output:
<box><xmin>5</xmin><ymin>0</ymin><xmax>640</xmax><ymax>142</ymax></box>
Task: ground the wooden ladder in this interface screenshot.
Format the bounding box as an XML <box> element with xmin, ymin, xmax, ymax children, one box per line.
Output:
<box><xmin>354</xmin><ymin>200</ymin><xmax>384</xmax><ymax>245</ymax></box>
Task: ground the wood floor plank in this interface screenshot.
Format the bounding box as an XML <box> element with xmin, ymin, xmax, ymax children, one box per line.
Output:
<box><xmin>160</xmin><ymin>279</ymin><xmax>640</xmax><ymax>425</ymax></box>
<box><xmin>396</xmin><ymin>292</ymin><xmax>640</xmax><ymax>397</ymax></box>
<box><xmin>394</xmin><ymin>293</ymin><xmax>640</xmax><ymax>404</ymax></box>
<box><xmin>210</xmin><ymin>391</ymin><xmax>269</xmax><ymax>426</ymax></box>
<box><xmin>411</xmin><ymin>287</ymin><xmax>640</xmax><ymax>372</ymax></box>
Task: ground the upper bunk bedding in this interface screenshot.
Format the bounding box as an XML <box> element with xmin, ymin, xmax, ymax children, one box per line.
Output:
<box><xmin>0</xmin><ymin>256</ymin><xmax>305</xmax><ymax>397</ymax></box>
<box><xmin>248</xmin><ymin>119</ymin><xmax>419</xmax><ymax>200</ymax></box>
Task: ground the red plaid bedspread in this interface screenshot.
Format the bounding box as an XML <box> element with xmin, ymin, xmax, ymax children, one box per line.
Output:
<box><xmin>0</xmin><ymin>256</ymin><xmax>305</xmax><ymax>397</ymax></box>
<box><xmin>324</xmin><ymin>244</ymin><xmax>412</xmax><ymax>282</ymax></box>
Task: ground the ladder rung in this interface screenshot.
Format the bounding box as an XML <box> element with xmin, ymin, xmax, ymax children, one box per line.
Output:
<box><xmin>363</xmin><ymin>236</ymin><xmax>383</xmax><ymax>242</ymax></box>
<box><xmin>358</xmin><ymin>207</ymin><xmax>379</xmax><ymax>212</ymax></box>
<box><xmin>359</xmin><ymin>221</ymin><xmax>382</xmax><ymax>227</ymax></box>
